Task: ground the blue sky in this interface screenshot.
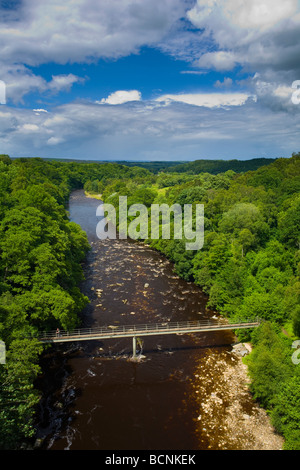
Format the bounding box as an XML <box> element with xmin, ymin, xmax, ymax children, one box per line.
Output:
<box><xmin>21</xmin><ymin>46</ymin><xmax>248</xmax><ymax>109</ymax></box>
<box><xmin>0</xmin><ymin>0</ymin><xmax>300</xmax><ymax>161</ymax></box>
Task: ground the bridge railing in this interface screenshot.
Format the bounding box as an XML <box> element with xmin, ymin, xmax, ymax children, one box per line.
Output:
<box><xmin>35</xmin><ymin>318</ymin><xmax>261</xmax><ymax>342</ymax></box>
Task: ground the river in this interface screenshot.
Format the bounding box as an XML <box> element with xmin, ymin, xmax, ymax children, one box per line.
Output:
<box><xmin>34</xmin><ymin>190</ymin><xmax>283</xmax><ymax>451</ymax></box>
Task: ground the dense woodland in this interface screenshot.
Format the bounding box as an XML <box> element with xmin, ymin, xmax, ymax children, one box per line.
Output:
<box><xmin>0</xmin><ymin>154</ymin><xmax>299</xmax><ymax>449</ymax></box>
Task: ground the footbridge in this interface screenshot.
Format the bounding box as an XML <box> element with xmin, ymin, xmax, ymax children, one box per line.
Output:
<box><xmin>38</xmin><ymin>318</ymin><xmax>261</xmax><ymax>358</ymax></box>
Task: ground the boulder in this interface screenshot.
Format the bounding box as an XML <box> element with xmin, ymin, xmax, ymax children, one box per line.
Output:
<box><xmin>232</xmin><ymin>343</ymin><xmax>249</xmax><ymax>357</ymax></box>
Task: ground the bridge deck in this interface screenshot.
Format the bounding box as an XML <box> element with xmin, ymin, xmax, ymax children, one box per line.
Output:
<box><xmin>38</xmin><ymin>319</ymin><xmax>261</xmax><ymax>343</ymax></box>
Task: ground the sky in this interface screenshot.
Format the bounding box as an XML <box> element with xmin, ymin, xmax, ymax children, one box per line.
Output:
<box><xmin>0</xmin><ymin>0</ymin><xmax>300</xmax><ymax>161</ymax></box>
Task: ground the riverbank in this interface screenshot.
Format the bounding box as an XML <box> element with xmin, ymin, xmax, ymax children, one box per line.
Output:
<box><xmin>84</xmin><ymin>191</ymin><xmax>102</xmax><ymax>200</ymax></box>
<box><xmin>189</xmin><ymin>345</ymin><xmax>284</xmax><ymax>450</ymax></box>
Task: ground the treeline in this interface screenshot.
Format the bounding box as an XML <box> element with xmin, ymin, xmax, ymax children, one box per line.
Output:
<box><xmin>0</xmin><ymin>156</ymin><xmax>146</xmax><ymax>449</ymax></box>
<box><xmin>100</xmin><ymin>153</ymin><xmax>300</xmax><ymax>449</ymax></box>
<box><xmin>36</xmin><ymin>156</ymin><xmax>278</xmax><ymax>175</ymax></box>
<box><xmin>167</xmin><ymin>157</ymin><xmax>278</xmax><ymax>175</ymax></box>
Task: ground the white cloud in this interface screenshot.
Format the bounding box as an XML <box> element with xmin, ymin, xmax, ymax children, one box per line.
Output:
<box><xmin>48</xmin><ymin>74</ymin><xmax>85</xmax><ymax>93</ymax></box>
<box><xmin>273</xmin><ymin>85</ymin><xmax>294</xmax><ymax>99</ymax></box>
<box><xmin>245</xmin><ymin>75</ymin><xmax>298</xmax><ymax>112</ymax></box>
<box><xmin>33</xmin><ymin>108</ymin><xmax>48</xmax><ymax>116</ymax></box>
<box><xmin>2</xmin><ymin>64</ymin><xmax>48</xmax><ymax>103</ymax></box>
<box><xmin>0</xmin><ymin>0</ymin><xmax>185</xmax><ymax>66</ymax></box>
<box><xmin>1</xmin><ymin>63</ymin><xmax>84</xmax><ymax>103</ymax></box>
<box><xmin>214</xmin><ymin>77</ymin><xmax>233</xmax><ymax>88</ymax></box>
<box><xmin>197</xmin><ymin>51</ymin><xmax>237</xmax><ymax>71</ymax></box>
<box><xmin>98</xmin><ymin>90</ymin><xmax>142</xmax><ymax>105</ymax></box>
<box><xmin>180</xmin><ymin>71</ymin><xmax>208</xmax><ymax>75</ymax></box>
<box><xmin>186</xmin><ymin>0</ymin><xmax>300</xmax><ymax>77</ymax></box>
<box><xmin>155</xmin><ymin>92</ymin><xmax>250</xmax><ymax>108</ymax></box>
<box><xmin>47</xmin><ymin>136</ymin><xmax>64</xmax><ymax>146</ymax></box>
<box><xmin>43</xmin><ymin>115</ymin><xmax>70</xmax><ymax>127</ymax></box>
<box><xmin>20</xmin><ymin>123</ymin><xmax>39</xmax><ymax>132</ymax></box>
<box><xmin>187</xmin><ymin>0</ymin><xmax>298</xmax><ymax>36</ymax></box>
<box><xmin>223</xmin><ymin>0</ymin><xmax>298</xmax><ymax>31</ymax></box>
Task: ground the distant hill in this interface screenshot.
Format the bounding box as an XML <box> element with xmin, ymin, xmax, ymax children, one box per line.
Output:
<box><xmin>17</xmin><ymin>157</ymin><xmax>185</xmax><ymax>174</ymax></box>
<box><xmin>12</xmin><ymin>156</ymin><xmax>279</xmax><ymax>175</ymax></box>
<box><xmin>112</xmin><ymin>161</ymin><xmax>186</xmax><ymax>173</ymax></box>
<box><xmin>92</xmin><ymin>158</ymin><xmax>279</xmax><ymax>174</ymax></box>
<box><xmin>166</xmin><ymin>158</ymin><xmax>279</xmax><ymax>175</ymax></box>
<box><xmin>70</xmin><ymin>157</ymin><xmax>278</xmax><ymax>174</ymax></box>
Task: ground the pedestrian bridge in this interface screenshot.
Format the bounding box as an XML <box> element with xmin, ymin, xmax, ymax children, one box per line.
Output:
<box><xmin>38</xmin><ymin>318</ymin><xmax>261</xmax><ymax>357</ymax></box>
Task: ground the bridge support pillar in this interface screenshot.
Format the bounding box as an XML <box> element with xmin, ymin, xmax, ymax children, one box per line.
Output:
<box><xmin>132</xmin><ymin>336</ymin><xmax>137</xmax><ymax>359</ymax></box>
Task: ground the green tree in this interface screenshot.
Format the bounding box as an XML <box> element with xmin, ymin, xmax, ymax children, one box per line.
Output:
<box><xmin>0</xmin><ymin>339</ymin><xmax>43</xmax><ymax>449</ymax></box>
<box><xmin>129</xmin><ymin>187</ymin><xmax>157</xmax><ymax>207</ymax></box>
<box><xmin>219</xmin><ymin>202</ymin><xmax>269</xmax><ymax>246</ymax></box>
<box><xmin>176</xmin><ymin>186</ymin><xmax>206</xmax><ymax>205</ymax></box>
<box><xmin>278</xmin><ymin>195</ymin><xmax>300</xmax><ymax>249</ymax></box>
<box><xmin>245</xmin><ymin>323</ymin><xmax>292</xmax><ymax>408</ymax></box>
<box><xmin>271</xmin><ymin>372</ymin><xmax>300</xmax><ymax>450</ymax></box>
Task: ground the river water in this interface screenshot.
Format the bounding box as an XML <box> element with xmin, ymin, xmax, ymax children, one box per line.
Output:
<box><xmin>34</xmin><ymin>190</ymin><xmax>243</xmax><ymax>450</ymax></box>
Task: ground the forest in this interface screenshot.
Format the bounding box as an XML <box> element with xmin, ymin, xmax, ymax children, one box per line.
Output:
<box><xmin>0</xmin><ymin>153</ymin><xmax>299</xmax><ymax>449</ymax></box>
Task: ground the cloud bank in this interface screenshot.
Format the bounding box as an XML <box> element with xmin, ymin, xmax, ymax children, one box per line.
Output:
<box><xmin>0</xmin><ymin>94</ymin><xmax>298</xmax><ymax>161</ymax></box>
<box><xmin>187</xmin><ymin>0</ymin><xmax>300</xmax><ymax>79</ymax></box>
<box><xmin>0</xmin><ymin>0</ymin><xmax>299</xmax><ymax>160</ymax></box>
<box><xmin>155</xmin><ymin>92</ymin><xmax>251</xmax><ymax>108</ymax></box>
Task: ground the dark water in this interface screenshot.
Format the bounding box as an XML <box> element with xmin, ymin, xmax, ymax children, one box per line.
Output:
<box><xmin>35</xmin><ymin>190</ymin><xmax>236</xmax><ymax>450</ymax></box>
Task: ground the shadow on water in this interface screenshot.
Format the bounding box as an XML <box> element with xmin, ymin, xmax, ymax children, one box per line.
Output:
<box><xmin>41</xmin><ymin>340</ymin><xmax>234</xmax><ymax>361</ymax></box>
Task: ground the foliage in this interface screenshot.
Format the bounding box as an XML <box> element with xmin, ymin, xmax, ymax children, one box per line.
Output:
<box><xmin>271</xmin><ymin>371</ymin><xmax>300</xmax><ymax>450</ymax></box>
<box><xmin>0</xmin><ymin>338</ymin><xmax>43</xmax><ymax>449</ymax></box>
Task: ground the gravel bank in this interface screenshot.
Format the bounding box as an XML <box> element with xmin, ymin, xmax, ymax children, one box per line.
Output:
<box><xmin>189</xmin><ymin>345</ymin><xmax>284</xmax><ymax>450</ymax></box>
